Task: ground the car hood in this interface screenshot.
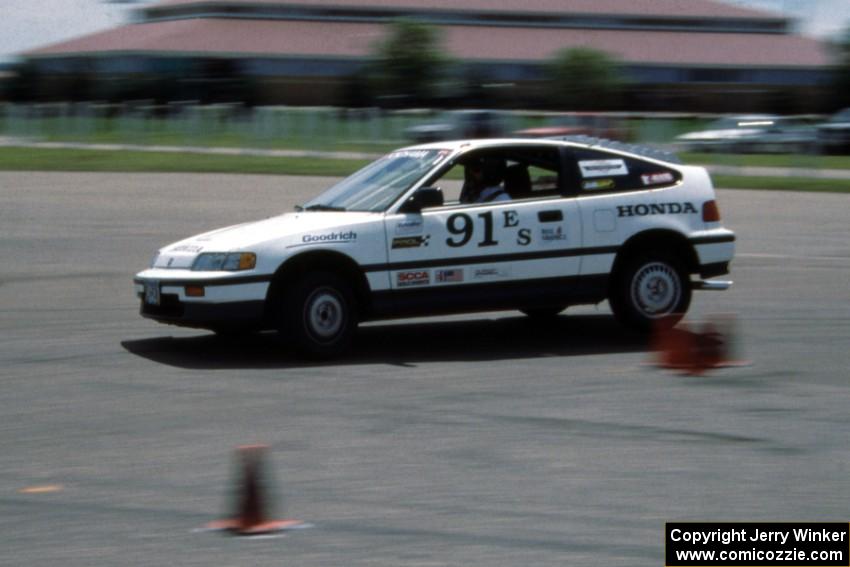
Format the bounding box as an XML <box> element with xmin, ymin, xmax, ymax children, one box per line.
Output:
<box><xmin>152</xmin><ymin>211</ymin><xmax>375</xmax><ymax>269</ymax></box>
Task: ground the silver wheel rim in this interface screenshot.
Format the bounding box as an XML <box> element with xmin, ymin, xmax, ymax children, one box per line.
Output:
<box><xmin>630</xmin><ymin>261</ymin><xmax>681</xmax><ymax>317</ymax></box>
<box><xmin>304</xmin><ymin>287</ymin><xmax>344</xmax><ymax>341</ymax></box>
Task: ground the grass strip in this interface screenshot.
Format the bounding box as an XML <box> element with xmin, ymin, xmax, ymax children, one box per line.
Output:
<box><xmin>682</xmin><ymin>152</ymin><xmax>850</xmax><ymax>170</ymax></box>
<box><xmin>713</xmin><ymin>176</ymin><xmax>850</xmax><ymax>193</ymax></box>
<box><xmin>0</xmin><ymin>147</ymin><xmax>370</xmax><ymax>177</ymax></box>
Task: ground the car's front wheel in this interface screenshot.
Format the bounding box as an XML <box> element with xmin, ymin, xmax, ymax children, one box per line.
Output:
<box><xmin>610</xmin><ymin>251</ymin><xmax>691</xmax><ymax>332</ymax></box>
<box><xmin>279</xmin><ymin>272</ymin><xmax>357</xmax><ymax>358</ymax></box>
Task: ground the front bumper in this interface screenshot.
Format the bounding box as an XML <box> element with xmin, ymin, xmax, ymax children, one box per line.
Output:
<box><xmin>138</xmin><ymin>296</ymin><xmax>266</xmax><ymax>329</ymax></box>
<box><xmin>134</xmin><ymin>270</ymin><xmax>271</xmax><ymax>330</ymax></box>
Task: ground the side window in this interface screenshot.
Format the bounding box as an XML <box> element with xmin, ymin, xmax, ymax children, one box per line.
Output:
<box><xmin>425</xmin><ymin>146</ymin><xmax>562</xmax><ymax>206</ymax></box>
<box><xmin>568</xmin><ymin>149</ymin><xmax>682</xmax><ymax>195</ymax></box>
<box><xmin>431</xmin><ymin>169</ymin><xmax>465</xmax><ymax>203</ymax></box>
<box><xmin>524</xmin><ymin>163</ymin><xmax>560</xmax><ymax>196</ymax></box>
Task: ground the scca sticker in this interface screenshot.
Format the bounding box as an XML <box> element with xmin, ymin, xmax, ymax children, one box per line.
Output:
<box><xmin>579</xmin><ymin>159</ymin><xmax>628</xmax><ymax>178</ymax></box>
<box><xmin>397</xmin><ymin>270</ymin><xmax>430</xmax><ymax>287</ymax></box>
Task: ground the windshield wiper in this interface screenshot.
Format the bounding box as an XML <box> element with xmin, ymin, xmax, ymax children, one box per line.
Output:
<box><xmin>296</xmin><ymin>204</ymin><xmax>347</xmax><ymax>212</ymax></box>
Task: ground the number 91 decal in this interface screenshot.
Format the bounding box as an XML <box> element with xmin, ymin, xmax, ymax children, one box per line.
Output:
<box><xmin>446</xmin><ymin>211</ymin><xmax>531</xmax><ymax>248</ymax></box>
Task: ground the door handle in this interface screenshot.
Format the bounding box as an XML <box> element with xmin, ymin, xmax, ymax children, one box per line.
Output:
<box><xmin>538</xmin><ymin>210</ymin><xmax>563</xmax><ymax>222</ymax></box>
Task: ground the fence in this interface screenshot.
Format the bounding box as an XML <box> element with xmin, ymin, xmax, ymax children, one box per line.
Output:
<box><xmin>0</xmin><ymin>102</ymin><xmax>710</xmax><ymax>152</ymax></box>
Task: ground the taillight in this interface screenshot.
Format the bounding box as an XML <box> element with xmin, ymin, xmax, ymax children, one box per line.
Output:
<box><xmin>702</xmin><ymin>200</ymin><xmax>721</xmax><ymax>222</ymax></box>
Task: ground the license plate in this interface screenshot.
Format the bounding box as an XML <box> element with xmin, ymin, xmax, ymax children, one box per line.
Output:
<box><xmin>144</xmin><ymin>280</ymin><xmax>161</xmax><ymax>306</ymax></box>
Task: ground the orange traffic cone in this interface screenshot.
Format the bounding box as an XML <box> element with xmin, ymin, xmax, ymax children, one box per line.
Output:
<box><xmin>205</xmin><ymin>445</ymin><xmax>302</xmax><ymax>536</ymax></box>
<box><xmin>653</xmin><ymin>318</ymin><xmax>697</xmax><ymax>372</ymax></box>
<box><xmin>653</xmin><ymin>315</ymin><xmax>748</xmax><ymax>375</ymax></box>
<box><xmin>698</xmin><ymin>314</ymin><xmax>749</xmax><ymax>371</ymax></box>
<box><xmin>689</xmin><ymin>322</ymin><xmax>724</xmax><ymax>375</ymax></box>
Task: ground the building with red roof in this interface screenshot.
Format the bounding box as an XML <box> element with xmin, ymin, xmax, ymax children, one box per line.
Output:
<box><xmin>17</xmin><ymin>0</ymin><xmax>835</xmax><ymax>110</ymax></box>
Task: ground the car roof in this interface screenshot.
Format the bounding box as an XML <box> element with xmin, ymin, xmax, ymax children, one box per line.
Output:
<box><xmin>402</xmin><ymin>137</ymin><xmax>682</xmax><ymax>165</ymax></box>
<box><xmin>404</xmin><ymin>138</ymin><xmax>565</xmax><ymax>151</ymax></box>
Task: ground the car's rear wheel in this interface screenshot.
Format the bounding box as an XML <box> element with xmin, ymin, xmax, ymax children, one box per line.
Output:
<box><xmin>610</xmin><ymin>251</ymin><xmax>691</xmax><ymax>332</ymax></box>
<box><xmin>279</xmin><ymin>272</ymin><xmax>357</xmax><ymax>358</ymax></box>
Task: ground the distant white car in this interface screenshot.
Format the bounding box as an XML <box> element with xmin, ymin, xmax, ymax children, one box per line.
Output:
<box><xmin>135</xmin><ymin>138</ymin><xmax>735</xmax><ymax>357</ymax></box>
<box><xmin>675</xmin><ymin>114</ymin><xmax>815</xmax><ymax>153</ymax></box>
<box><xmin>818</xmin><ymin>108</ymin><xmax>850</xmax><ymax>155</ymax></box>
<box><xmin>405</xmin><ymin>110</ymin><xmax>505</xmax><ymax>143</ymax></box>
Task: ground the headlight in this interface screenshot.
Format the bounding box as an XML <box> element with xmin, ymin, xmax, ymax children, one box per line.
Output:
<box><xmin>191</xmin><ymin>252</ymin><xmax>257</xmax><ymax>271</ymax></box>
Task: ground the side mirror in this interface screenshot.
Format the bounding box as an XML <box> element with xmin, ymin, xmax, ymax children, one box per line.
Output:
<box><xmin>399</xmin><ymin>186</ymin><xmax>444</xmax><ymax>213</ymax></box>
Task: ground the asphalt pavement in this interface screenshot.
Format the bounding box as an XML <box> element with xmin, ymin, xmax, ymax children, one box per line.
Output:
<box><xmin>1</xmin><ymin>172</ymin><xmax>849</xmax><ymax>566</ymax></box>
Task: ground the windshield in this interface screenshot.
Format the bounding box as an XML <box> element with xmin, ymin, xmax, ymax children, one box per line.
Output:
<box><xmin>301</xmin><ymin>149</ymin><xmax>451</xmax><ymax>212</ymax></box>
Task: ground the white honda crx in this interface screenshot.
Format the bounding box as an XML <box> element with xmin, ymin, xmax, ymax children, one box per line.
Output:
<box><xmin>135</xmin><ymin>138</ymin><xmax>735</xmax><ymax>357</ymax></box>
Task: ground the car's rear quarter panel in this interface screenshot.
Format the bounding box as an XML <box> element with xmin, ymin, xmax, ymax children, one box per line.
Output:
<box><xmin>576</xmin><ymin>164</ymin><xmax>725</xmax><ymax>276</ymax></box>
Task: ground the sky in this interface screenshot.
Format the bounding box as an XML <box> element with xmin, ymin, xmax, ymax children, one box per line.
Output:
<box><xmin>724</xmin><ymin>0</ymin><xmax>850</xmax><ymax>37</ymax></box>
<box><xmin>0</xmin><ymin>0</ymin><xmax>848</xmax><ymax>62</ymax></box>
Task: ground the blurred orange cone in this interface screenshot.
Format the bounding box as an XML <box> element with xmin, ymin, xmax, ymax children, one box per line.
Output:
<box><xmin>689</xmin><ymin>322</ymin><xmax>724</xmax><ymax>375</ymax></box>
<box><xmin>653</xmin><ymin>315</ymin><xmax>748</xmax><ymax>375</ymax></box>
<box><xmin>699</xmin><ymin>314</ymin><xmax>749</xmax><ymax>371</ymax></box>
<box><xmin>653</xmin><ymin>318</ymin><xmax>697</xmax><ymax>372</ymax></box>
<box><xmin>205</xmin><ymin>445</ymin><xmax>302</xmax><ymax>536</ymax></box>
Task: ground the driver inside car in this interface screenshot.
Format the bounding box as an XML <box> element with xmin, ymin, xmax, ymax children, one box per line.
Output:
<box><xmin>459</xmin><ymin>156</ymin><xmax>510</xmax><ymax>204</ymax></box>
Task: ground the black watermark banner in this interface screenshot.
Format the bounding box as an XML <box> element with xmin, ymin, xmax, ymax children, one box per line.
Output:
<box><xmin>666</xmin><ymin>523</ymin><xmax>850</xmax><ymax>566</ymax></box>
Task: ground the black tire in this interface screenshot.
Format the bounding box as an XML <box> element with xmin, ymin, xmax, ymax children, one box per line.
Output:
<box><xmin>609</xmin><ymin>251</ymin><xmax>691</xmax><ymax>332</ymax></box>
<box><xmin>520</xmin><ymin>306</ymin><xmax>566</xmax><ymax>319</ymax></box>
<box><xmin>279</xmin><ymin>272</ymin><xmax>358</xmax><ymax>358</ymax></box>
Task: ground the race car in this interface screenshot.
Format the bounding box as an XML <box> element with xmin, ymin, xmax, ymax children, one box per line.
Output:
<box><xmin>134</xmin><ymin>137</ymin><xmax>735</xmax><ymax>357</ymax></box>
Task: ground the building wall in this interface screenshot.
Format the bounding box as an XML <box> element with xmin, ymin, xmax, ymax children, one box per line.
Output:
<box><xmin>11</xmin><ymin>0</ymin><xmax>835</xmax><ymax>111</ymax></box>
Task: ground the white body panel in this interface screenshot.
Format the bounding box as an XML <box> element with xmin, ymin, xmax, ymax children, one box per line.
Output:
<box><xmin>382</xmin><ymin>196</ymin><xmax>582</xmax><ymax>291</ymax></box>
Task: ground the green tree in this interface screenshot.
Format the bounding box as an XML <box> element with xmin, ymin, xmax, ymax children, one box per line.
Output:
<box><xmin>372</xmin><ymin>20</ymin><xmax>448</xmax><ymax>107</ymax></box>
<box><xmin>547</xmin><ymin>48</ymin><xmax>625</xmax><ymax>111</ymax></box>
